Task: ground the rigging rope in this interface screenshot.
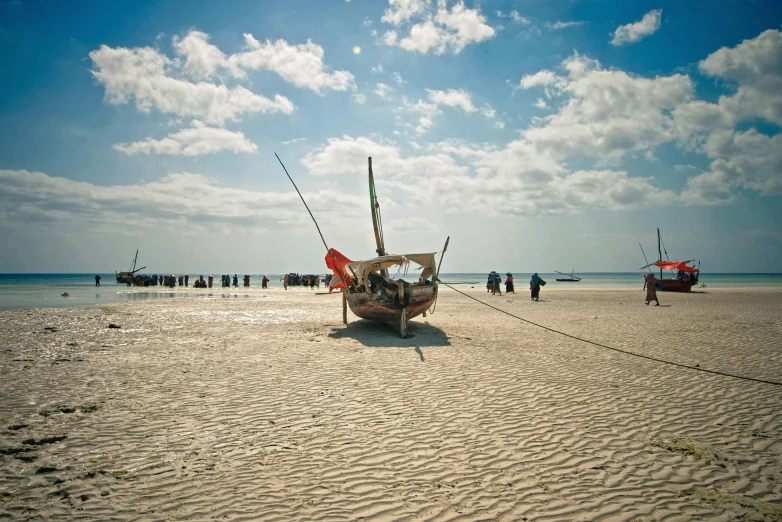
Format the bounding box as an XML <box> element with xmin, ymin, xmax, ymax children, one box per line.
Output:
<box><xmin>439</xmin><ymin>282</ymin><xmax>782</xmax><ymax>387</ymax></box>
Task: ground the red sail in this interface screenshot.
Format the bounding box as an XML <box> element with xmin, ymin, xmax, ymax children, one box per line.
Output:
<box><xmin>325</xmin><ymin>248</ymin><xmax>354</xmax><ymax>292</ymax></box>
<box><xmin>655</xmin><ymin>261</ymin><xmax>698</xmax><ymax>273</ymax></box>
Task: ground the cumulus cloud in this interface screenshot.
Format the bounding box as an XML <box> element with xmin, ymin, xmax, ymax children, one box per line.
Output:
<box><xmin>381</xmin><ymin>0</ymin><xmax>495</xmax><ymax>55</ymax></box>
<box><xmin>519</xmin><ymin>54</ymin><xmax>693</xmax><ymax>160</ymax></box>
<box><xmin>298</xmin><ymin>30</ymin><xmax>782</xmax><ymax>213</ymax></box>
<box><xmin>546</xmin><ymin>21</ymin><xmax>585</xmax><ymax>31</ymax></box>
<box><xmin>426</xmin><ymin>88</ymin><xmax>476</xmax><ymax>112</ymax></box>
<box><xmin>399</xmin><ymin>87</ymin><xmax>484</xmax><ymax>134</ymax></box>
<box><xmin>300</xmin><ymin>135</ymin><xmax>677</xmax><ymax>216</ymax></box>
<box><xmin>113</xmin><ymin>121</ymin><xmax>257</xmax><ymax>156</ymax></box>
<box><xmin>610</xmin><ymin>9</ymin><xmax>662</xmax><ymax>46</ymax></box>
<box><xmin>0</xmin><ymin>169</ymin><xmax>363</xmax><ymax>231</ymax></box>
<box><xmin>89</xmin><ymin>30</ymin><xmax>355</xmax><ymax>125</ymax></box>
<box><xmin>374</xmin><ymin>83</ymin><xmax>395</xmax><ymax>98</ymax></box>
<box><xmin>89</xmin><ymin>44</ymin><xmax>294</xmax><ymax>125</ymax></box>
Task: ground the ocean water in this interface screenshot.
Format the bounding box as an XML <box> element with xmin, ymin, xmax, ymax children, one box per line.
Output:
<box><xmin>0</xmin><ymin>272</ymin><xmax>780</xmax><ymax>311</ymax></box>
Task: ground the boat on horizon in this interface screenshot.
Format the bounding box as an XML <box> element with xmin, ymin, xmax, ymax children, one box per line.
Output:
<box><xmin>116</xmin><ymin>249</ymin><xmax>146</xmax><ymax>284</ymax></box>
<box><xmin>325</xmin><ymin>158</ymin><xmax>448</xmax><ymax>338</ymax></box>
<box><xmin>555</xmin><ymin>269</ymin><xmax>581</xmax><ymax>282</ymax></box>
<box><xmin>638</xmin><ymin>229</ymin><xmax>700</xmax><ymax>292</ymax></box>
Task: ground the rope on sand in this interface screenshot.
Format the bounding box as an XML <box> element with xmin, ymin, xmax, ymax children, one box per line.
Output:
<box><xmin>440</xmin><ymin>282</ymin><xmax>782</xmax><ymax>388</ymax></box>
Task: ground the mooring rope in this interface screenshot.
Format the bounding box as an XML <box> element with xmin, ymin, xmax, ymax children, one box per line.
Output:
<box><xmin>439</xmin><ymin>282</ymin><xmax>782</xmax><ymax>387</ymax></box>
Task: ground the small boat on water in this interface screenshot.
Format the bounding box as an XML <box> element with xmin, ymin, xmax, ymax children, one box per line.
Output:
<box><xmin>325</xmin><ymin>158</ymin><xmax>447</xmax><ymax>338</ymax></box>
<box><xmin>555</xmin><ymin>270</ymin><xmax>581</xmax><ymax>282</ymax></box>
<box><xmin>638</xmin><ymin>229</ymin><xmax>700</xmax><ymax>292</ymax></box>
<box><xmin>116</xmin><ymin>249</ymin><xmax>146</xmax><ymax>284</ymax></box>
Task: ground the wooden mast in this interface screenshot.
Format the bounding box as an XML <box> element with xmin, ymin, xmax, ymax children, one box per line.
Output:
<box><xmin>369</xmin><ymin>158</ymin><xmax>385</xmax><ymax>257</ymax></box>
<box><xmin>657</xmin><ymin>228</ymin><xmax>663</xmax><ymax>278</ymax></box>
<box><xmin>368</xmin><ymin>157</ymin><xmax>388</xmax><ymax>278</ymax></box>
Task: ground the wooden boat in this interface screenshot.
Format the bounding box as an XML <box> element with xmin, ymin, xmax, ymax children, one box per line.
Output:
<box><xmin>325</xmin><ymin>158</ymin><xmax>448</xmax><ymax>338</ymax></box>
<box><xmin>555</xmin><ymin>269</ymin><xmax>581</xmax><ymax>282</ymax></box>
<box><xmin>638</xmin><ymin>229</ymin><xmax>700</xmax><ymax>292</ymax></box>
<box><xmin>116</xmin><ymin>249</ymin><xmax>146</xmax><ymax>284</ymax></box>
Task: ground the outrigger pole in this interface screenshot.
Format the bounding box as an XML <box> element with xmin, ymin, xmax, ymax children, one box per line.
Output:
<box><xmin>275</xmin><ymin>153</ymin><xmax>329</xmax><ymax>252</ymax></box>
<box><xmin>639</xmin><ymin>243</ymin><xmax>653</xmax><ymax>275</ymax></box>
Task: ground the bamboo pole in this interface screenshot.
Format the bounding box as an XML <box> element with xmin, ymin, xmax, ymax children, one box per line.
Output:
<box><xmin>342</xmin><ymin>291</ymin><xmax>347</xmax><ymax>325</ymax></box>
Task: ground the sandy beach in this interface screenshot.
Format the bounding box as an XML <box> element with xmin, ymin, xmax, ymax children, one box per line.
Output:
<box><xmin>1</xmin><ymin>286</ymin><xmax>781</xmax><ymax>521</ymax></box>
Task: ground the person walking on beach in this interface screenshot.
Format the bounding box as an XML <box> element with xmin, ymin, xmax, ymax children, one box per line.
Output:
<box><xmin>643</xmin><ymin>273</ymin><xmax>660</xmax><ymax>306</ymax></box>
<box><xmin>185</xmin><ymin>275</ymin><xmax>189</xmax><ymax>287</ymax></box>
<box><xmin>505</xmin><ymin>273</ymin><xmax>514</xmax><ymax>294</ymax></box>
<box><xmin>95</xmin><ymin>274</ymin><xmax>101</xmax><ymax>286</ymax></box>
<box><xmin>486</xmin><ymin>272</ymin><xmax>494</xmax><ymax>293</ymax></box>
<box><xmin>530</xmin><ymin>273</ymin><xmax>542</xmax><ymax>301</ymax></box>
<box><xmin>492</xmin><ymin>271</ymin><xmax>502</xmax><ymax>296</ymax></box>
<box><xmin>262</xmin><ymin>275</ymin><xmax>269</xmax><ymax>289</ymax></box>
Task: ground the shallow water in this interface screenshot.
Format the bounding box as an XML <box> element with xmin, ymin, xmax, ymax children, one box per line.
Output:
<box><xmin>0</xmin><ymin>272</ymin><xmax>780</xmax><ymax>310</ymax></box>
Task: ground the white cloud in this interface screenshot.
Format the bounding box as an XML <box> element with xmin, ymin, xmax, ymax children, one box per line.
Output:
<box><xmin>519</xmin><ymin>54</ymin><xmax>693</xmax><ymax>160</ymax></box>
<box><xmin>89</xmin><ymin>44</ymin><xmax>295</xmax><ymax>125</ymax></box>
<box><xmin>546</xmin><ymin>21</ymin><xmax>585</xmax><ymax>30</ymax></box>
<box><xmin>683</xmin><ymin>129</ymin><xmax>782</xmax><ymax>203</ymax></box>
<box><xmin>281</xmin><ymin>137</ymin><xmax>306</xmax><ymax>145</ymax></box>
<box><xmin>426</xmin><ymin>88</ymin><xmax>476</xmax><ymax>112</ymax></box>
<box><xmin>480</xmin><ymin>104</ymin><xmax>496</xmax><ymax>119</ymax></box>
<box><xmin>300</xmin><ymin>135</ymin><xmax>677</xmax><ymax>216</ymax></box>
<box><xmin>231</xmin><ymin>34</ymin><xmax>356</xmax><ymax>93</ymax></box>
<box><xmin>534</xmin><ymin>98</ymin><xmax>548</xmax><ymax>109</ymax></box>
<box><xmin>381</xmin><ymin>0</ymin><xmax>495</xmax><ymax>55</ymax></box>
<box><xmin>510</xmin><ymin>11</ymin><xmax>530</xmax><ymax>25</ymax></box>
<box><xmin>89</xmin><ymin>30</ymin><xmax>355</xmax><ymax>125</ymax></box>
<box><xmin>374</xmin><ymin>83</ymin><xmax>395</xmax><ymax>98</ymax></box>
<box><xmin>381</xmin><ymin>0</ymin><xmax>430</xmax><ymax>26</ymax></box>
<box><xmin>697</xmin><ymin>28</ymin><xmax>782</xmax><ymax>126</ymax></box>
<box><xmin>0</xmin><ymin>169</ymin><xmax>364</xmax><ymax>231</ymax></box>
<box><xmin>392</xmin><ymin>72</ymin><xmax>406</xmax><ymax>86</ymax></box>
<box><xmin>371</xmin><ymin>63</ymin><xmax>384</xmax><ymax>73</ymax></box>
<box><xmin>170</xmin><ymin>31</ymin><xmax>356</xmax><ymax>93</ymax></box>
<box><xmin>611</xmin><ymin>9</ymin><xmax>662</xmax><ymax>46</ymax></box>
<box><xmin>113</xmin><ymin>120</ymin><xmax>257</xmax><ymax>156</ymax></box>
<box><xmin>519</xmin><ymin>69</ymin><xmax>564</xmax><ymax>95</ymax></box>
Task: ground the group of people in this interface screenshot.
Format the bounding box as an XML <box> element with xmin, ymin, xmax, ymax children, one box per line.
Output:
<box><xmin>282</xmin><ymin>273</ymin><xmax>331</xmax><ymax>290</ymax></box>
<box><xmin>218</xmin><ymin>274</ymin><xmax>253</xmax><ymax>288</ymax></box>
<box><xmin>119</xmin><ymin>274</ymin><xmax>272</xmax><ymax>289</ymax></box>
<box><xmin>486</xmin><ymin>272</ymin><xmax>544</xmax><ymax>301</ymax></box>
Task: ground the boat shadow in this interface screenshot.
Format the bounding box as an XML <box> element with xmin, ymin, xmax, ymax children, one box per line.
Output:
<box><xmin>327</xmin><ymin>319</ymin><xmax>451</xmax><ymax>348</ymax></box>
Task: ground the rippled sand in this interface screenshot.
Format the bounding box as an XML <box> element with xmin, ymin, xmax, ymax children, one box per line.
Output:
<box><xmin>1</xmin><ymin>287</ymin><xmax>781</xmax><ymax>521</ymax></box>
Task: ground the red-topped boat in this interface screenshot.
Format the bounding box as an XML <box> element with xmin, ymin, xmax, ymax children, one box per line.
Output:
<box><xmin>638</xmin><ymin>229</ymin><xmax>700</xmax><ymax>292</ymax></box>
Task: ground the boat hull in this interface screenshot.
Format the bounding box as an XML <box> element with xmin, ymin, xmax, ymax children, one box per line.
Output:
<box><xmin>656</xmin><ymin>278</ymin><xmax>696</xmax><ymax>292</ymax></box>
<box><xmin>346</xmin><ymin>284</ymin><xmax>437</xmax><ymax>337</ymax></box>
<box><xmin>556</xmin><ymin>279</ymin><xmax>580</xmax><ymax>282</ymax></box>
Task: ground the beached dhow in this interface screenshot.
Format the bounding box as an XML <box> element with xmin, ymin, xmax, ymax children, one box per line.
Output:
<box><xmin>326</xmin><ymin>158</ymin><xmax>447</xmax><ymax>337</ymax></box>
<box><xmin>638</xmin><ymin>228</ymin><xmax>700</xmax><ymax>292</ymax></box>
<box><xmin>276</xmin><ymin>153</ymin><xmax>448</xmax><ymax>338</ymax></box>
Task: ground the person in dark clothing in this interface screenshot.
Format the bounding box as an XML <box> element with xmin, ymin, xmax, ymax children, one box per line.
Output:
<box><xmin>95</xmin><ymin>274</ymin><xmax>101</xmax><ymax>287</ymax></box>
<box><xmin>530</xmin><ymin>273</ymin><xmax>542</xmax><ymax>301</ymax></box>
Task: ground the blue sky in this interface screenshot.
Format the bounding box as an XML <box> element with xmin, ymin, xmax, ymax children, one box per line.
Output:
<box><xmin>0</xmin><ymin>0</ymin><xmax>781</xmax><ymax>274</ymax></box>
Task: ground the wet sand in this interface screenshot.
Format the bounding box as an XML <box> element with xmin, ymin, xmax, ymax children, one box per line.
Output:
<box><xmin>1</xmin><ymin>287</ymin><xmax>781</xmax><ymax>521</ymax></box>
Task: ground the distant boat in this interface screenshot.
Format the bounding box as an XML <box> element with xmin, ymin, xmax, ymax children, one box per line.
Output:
<box><xmin>116</xmin><ymin>249</ymin><xmax>146</xmax><ymax>284</ymax></box>
<box><xmin>555</xmin><ymin>269</ymin><xmax>581</xmax><ymax>282</ymax></box>
<box><xmin>638</xmin><ymin>229</ymin><xmax>700</xmax><ymax>292</ymax></box>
